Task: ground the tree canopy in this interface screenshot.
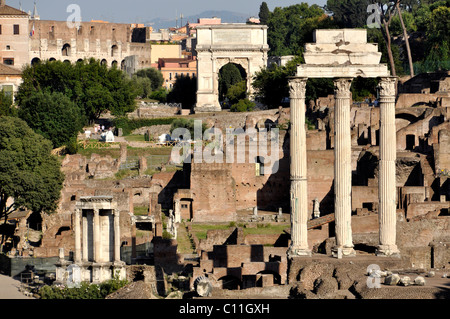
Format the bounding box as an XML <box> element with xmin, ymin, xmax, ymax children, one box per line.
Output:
<box><xmin>167</xmin><ymin>74</ymin><xmax>197</xmax><ymax>109</ymax></box>
<box><xmin>218</xmin><ymin>63</ymin><xmax>246</xmax><ymax>102</ymax></box>
<box><xmin>16</xmin><ymin>58</ymin><xmax>137</xmax><ymax>123</ymax></box>
<box><xmin>0</xmin><ymin>90</ymin><xmax>15</xmax><ymax>117</ymax></box>
<box><xmin>18</xmin><ymin>91</ymin><xmax>85</xmax><ymax>149</ymax></box>
<box><xmin>266</xmin><ymin>3</ymin><xmax>337</xmax><ymax>57</ymax></box>
<box><xmin>0</xmin><ymin>117</ymin><xmax>64</xmax><ymax>226</ymax></box>
<box><xmin>259</xmin><ymin>2</ymin><xmax>271</xmax><ymax>25</ymax></box>
<box><xmin>134</xmin><ymin>67</ymin><xmax>164</xmax><ymax>91</ymax></box>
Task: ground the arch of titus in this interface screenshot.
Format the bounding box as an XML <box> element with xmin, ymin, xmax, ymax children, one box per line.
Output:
<box><xmin>195</xmin><ymin>24</ymin><xmax>269</xmax><ymax>113</ymax></box>
<box><xmin>288</xmin><ymin>29</ymin><xmax>400</xmax><ymax>258</ymax></box>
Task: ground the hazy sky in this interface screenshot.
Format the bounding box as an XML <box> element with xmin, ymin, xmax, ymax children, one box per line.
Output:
<box><xmin>14</xmin><ymin>0</ymin><xmax>327</xmax><ymax>24</ymax></box>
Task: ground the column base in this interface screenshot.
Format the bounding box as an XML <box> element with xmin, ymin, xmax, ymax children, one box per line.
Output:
<box><xmin>331</xmin><ymin>246</ymin><xmax>356</xmax><ymax>258</ymax></box>
<box><xmin>376</xmin><ymin>245</ymin><xmax>400</xmax><ymax>257</ymax></box>
<box><xmin>287</xmin><ymin>246</ymin><xmax>312</xmax><ymax>258</ymax></box>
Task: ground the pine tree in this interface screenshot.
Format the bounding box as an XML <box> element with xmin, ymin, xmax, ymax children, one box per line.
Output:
<box><xmin>259</xmin><ymin>2</ymin><xmax>270</xmax><ymax>25</ymax></box>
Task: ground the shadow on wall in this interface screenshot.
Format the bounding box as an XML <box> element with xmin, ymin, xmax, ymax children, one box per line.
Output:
<box><xmin>256</xmin><ymin>131</ymin><xmax>290</xmax><ymax>212</ymax></box>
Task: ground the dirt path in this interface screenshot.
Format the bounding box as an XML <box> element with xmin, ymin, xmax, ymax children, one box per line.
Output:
<box><xmin>0</xmin><ymin>275</ymin><xmax>33</xmax><ymax>299</ymax></box>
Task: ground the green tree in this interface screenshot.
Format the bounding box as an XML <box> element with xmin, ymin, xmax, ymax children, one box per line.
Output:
<box><xmin>0</xmin><ymin>117</ymin><xmax>64</xmax><ymax>245</ymax></box>
<box><xmin>0</xmin><ymin>90</ymin><xmax>16</xmax><ymax>117</ymax></box>
<box><xmin>18</xmin><ymin>91</ymin><xmax>85</xmax><ymax>149</ymax></box>
<box><xmin>167</xmin><ymin>75</ymin><xmax>197</xmax><ymax>108</ymax></box>
<box><xmin>267</xmin><ymin>3</ymin><xmax>336</xmax><ymax>57</ymax></box>
<box><xmin>131</xmin><ymin>75</ymin><xmax>152</xmax><ymax>99</ymax></box>
<box><xmin>420</xmin><ymin>5</ymin><xmax>450</xmax><ymax>72</ymax></box>
<box><xmin>135</xmin><ymin>68</ymin><xmax>164</xmax><ymax>91</ymax></box>
<box><xmin>17</xmin><ymin>59</ymin><xmax>137</xmax><ymax>123</ymax></box>
<box><xmin>226</xmin><ymin>80</ymin><xmax>247</xmax><ymax>105</ymax></box>
<box><xmin>325</xmin><ymin>0</ymin><xmax>371</xmax><ymax>28</ymax></box>
<box><xmin>219</xmin><ymin>63</ymin><xmax>245</xmax><ymax>102</ymax></box>
<box><xmin>259</xmin><ymin>2</ymin><xmax>271</xmax><ymax>25</ymax></box>
<box><xmin>230</xmin><ymin>99</ymin><xmax>255</xmax><ymax>112</ymax></box>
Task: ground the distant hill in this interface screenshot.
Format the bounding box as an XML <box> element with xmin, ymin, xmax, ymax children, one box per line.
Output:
<box><xmin>146</xmin><ymin>10</ymin><xmax>253</xmax><ymax>30</ymax></box>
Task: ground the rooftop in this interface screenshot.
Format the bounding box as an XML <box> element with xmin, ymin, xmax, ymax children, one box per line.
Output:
<box><xmin>0</xmin><ymin>1</ymin><xmax>28</xmax><ymax>16</ymax></box>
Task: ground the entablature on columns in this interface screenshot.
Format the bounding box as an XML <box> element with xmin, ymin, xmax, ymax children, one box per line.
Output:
<box><xmin>296</xmin><ymin>64</ymin><xmax>390</xmax><ymax>79</ymax></box>
<box><xmin>75</xmin><ymin>196</ymin><xmax>117</xmax><ymax>211</ymax></box>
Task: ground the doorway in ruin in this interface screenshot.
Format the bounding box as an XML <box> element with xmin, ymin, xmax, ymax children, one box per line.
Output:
<box><xmin>406</xmin><ymin>134</ymin><xmax>416</xmax><ymax>150</ymax></box>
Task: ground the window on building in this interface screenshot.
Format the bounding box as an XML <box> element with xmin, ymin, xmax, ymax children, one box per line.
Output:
<box><xmin>1</xmin><ymin>85</ymin><xmax>13</xmax><ymax>97</ymax></box>
<box><xmin>6</xmin><ymin>45</ymin><xmax>10</xmax><ymax>50</ymax></box>
<box><xmin>255</xmin><ymin>157</ymin><xmax>265</xmax><ymax>177</ymax></box>
<box><xmin>0</xmin><ymin>25</ymin><xmax>2</xmax><ymax>35</ymax></box>
<box><xmin>13</xmin><ymin>25</ymin><xmax>19</xmax><ymax>35</ymax></box>
<box><xmin>169</xmin><ymin>73</ymin><xmax>172</xmax><ymax>80</ymax></box>
<box><xmin>3</xmin><ymin>58</ymin><xmax>14</xmax><ymax>66</ymax></box>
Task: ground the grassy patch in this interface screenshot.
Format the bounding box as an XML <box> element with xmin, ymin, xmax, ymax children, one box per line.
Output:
<box><xmin>115</xmin><ymin>169</ymin><xmax>138</xmax><ymax>180</ymax></box>
<box><xmin>125</xmin><ymin>135</ymin><xmax>147</xmax><ymax>142</ymax></box>
<box><xmin>189</xmin><ymin>223</ymin><xmax>236</xmax><ymax>240</ymax></box>
<box><xmin>134</xmin><ymin>206</ymin><xmax>149</xmax><ymax>216</ymax></box>
<box><xmin>189</xmin><ymin>223</ymin><xmax>288</xmax><ymax>240</ymax></box>
<box><xmin>77</xmin><ymin>146</ymin><xmax>173</xmax><ymax>159</ymax></box>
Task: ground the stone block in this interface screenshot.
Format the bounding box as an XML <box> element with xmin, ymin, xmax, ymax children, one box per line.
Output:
<box><xmin>313</xmin><ymin>29</ymin><xmax>367</xmax><ymax>44</ymax></box>
<box><xmin>384</xmin><ymin>273</ymin><xmax>400</xmax><ymax>286</ymax></box>
<box><xmin>414</xmin><ymin>276</ymin><xmax>426</xmax><ymax>286</ymax></box>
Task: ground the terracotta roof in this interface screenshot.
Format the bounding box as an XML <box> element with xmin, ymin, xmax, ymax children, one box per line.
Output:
<box><xmin>0</xmin><ymin>4</ymin><xmax>28</xmax><ymax>16</ymax></box>
<box><xmin>0</xmin><ymin>63</ymin><xmax>22</xmax><ymax>75</ymax></box>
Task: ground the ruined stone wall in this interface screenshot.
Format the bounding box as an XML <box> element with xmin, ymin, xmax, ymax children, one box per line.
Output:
<box><xmin>29</xmin><ymin>20</ymin><xmax>152</xmax><ymax>70</ymax></box>
<box><xmin>190</xmin><ymin>163</ymin><xmax>236</xmax><ymax>222</ymax></box>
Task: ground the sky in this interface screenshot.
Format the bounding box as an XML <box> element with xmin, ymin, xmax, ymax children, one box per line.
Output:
<box><xmin>13</xmin><ymin>0</ymin><xmax>327</xmax><ymax>24</ymax></box>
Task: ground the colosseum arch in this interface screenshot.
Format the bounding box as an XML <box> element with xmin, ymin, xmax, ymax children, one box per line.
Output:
<box><xmin>195</xmin><ymin>24</ymin><xmax>269</xmax><ymax>113</ymax></box>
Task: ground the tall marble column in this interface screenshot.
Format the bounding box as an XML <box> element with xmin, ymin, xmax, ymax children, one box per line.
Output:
<box><xmin>93</xmin><ymin>209</ymin><xmax>101</xmax><ymax>263</ymax></box>
<box><xmin>113</xmin><ymin>210</ymin><xmax>121</xmax><ymax>263</ymax></box>
<box><xmin>332</xmin><ymin>78</ymin><xmax>355</xmax><ymax>257</ymax></box>
<box><xmin>82</xmin><ymin>212</ymin><xmax>88</xmax><ymax>262</ymax></box>
<box><xmin>287</xmin><ymin>77</ymin><xmax>311</xmax><ymax>257</ymax></box>
<box><xmin>74</xmin><ymin>209</ymin><xmax>82</xmax><ymax>263</ymax></box>
<box><xmin>377</xmin><ymin>77</ymin><xmax>400</xmax><ymax>256</ymax></box>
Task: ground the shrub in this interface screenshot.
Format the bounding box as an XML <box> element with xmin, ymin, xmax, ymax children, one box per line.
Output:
<box><xmin>230</xmin><ymin>99</ymin><xmax>255</xmax><ymax>112</ymax></box>
<box><xmin>113</xmin><ymin>117</ymin><xmax>176</xmax><ymax>136</ymax></box>
<box><xmin>39</xmin><ymin>274</ymin><xmax>128</xmax><ymax>299</ymax></box>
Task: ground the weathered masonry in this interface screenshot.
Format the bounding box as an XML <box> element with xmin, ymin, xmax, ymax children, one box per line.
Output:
<box><xmin>288</xmin><ymin>29</ymin><xmax>400</xmax><ymax>258</ymax></box>
<box><xmin>195</xmin><ymin>24</ymin><xmax>269</xmax><ymax>113</ymax></box>
<box><xmin>56</xmin><ymin>196</ymin><xmax>126</xmax><ymax>284</ymax></box>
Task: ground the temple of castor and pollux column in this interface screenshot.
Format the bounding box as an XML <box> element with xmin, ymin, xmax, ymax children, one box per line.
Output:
<box><xmin>3</xmin><ymin>26</ymin><xmax>450</xmax><ymax>298</ymax></box>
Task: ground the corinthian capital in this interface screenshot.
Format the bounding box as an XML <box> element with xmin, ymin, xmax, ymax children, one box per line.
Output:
<box><xmin>289</xmin><ymin>78</ymin><xmax>307</xmax><ymax>99</ymax></box>
<box><xmin>378</xmin><ymin>77</ymin><xmax>397</xmax><ymax>97</ymax></box>
<box><xmin>334</xmin><ymin>78</ymin><xmax>353</xmax><ymax>99</ymax></box>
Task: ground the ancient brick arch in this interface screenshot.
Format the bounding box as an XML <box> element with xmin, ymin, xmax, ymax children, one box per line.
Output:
<box><xmin>195</xmin><ymin>24</ymin><xmax>269</xmax><ymax>113</ymax></box>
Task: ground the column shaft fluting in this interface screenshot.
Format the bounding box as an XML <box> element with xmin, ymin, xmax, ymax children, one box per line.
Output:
<box><xmin>114</xmin><ymin>210</ymin><xmax>121</xmax><ymax>262</ymax></box>
<box><xmin>93</xmin><ymin>209</ymin><xmax>101</xmax><ymax>263</ymax></box>
<box><xmin>288</xmin><ymin>78</ymin><xmax>311</xmax><ymax>257</ymax></box>
<box><xmin>377</xmin><ymin>77</ymin><xmax>400</xmax><ymax>256</ymax></box>
<box><xmin>332</xmin><ymin>78</ymin><xmax>355</xmax><ymax>257</ymax></box>
<box><xmin>74</xmin><ymin>209</ymin><xmax>81</xmax><ymax>263</ymax></box>
<box><xmin>82</xmin><ymin>213</ymin><xmax>88</xmax><ymax>262</ymax></box>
